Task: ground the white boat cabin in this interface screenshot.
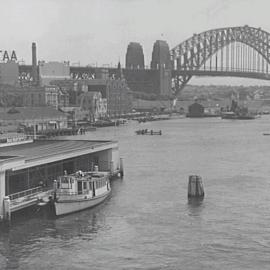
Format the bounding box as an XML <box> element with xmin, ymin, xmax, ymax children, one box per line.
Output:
<box><xmin>55</xmin><ymin>171</ymin><xmax>110</xmax><ymax>199</ymax></box>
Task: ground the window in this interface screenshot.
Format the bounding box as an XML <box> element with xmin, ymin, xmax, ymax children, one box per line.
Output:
<box><xmin>83</xmin><ymin>182</ymin><xmax>87</xmax><ymax>189</ymax></box>
<box><xmin>62</xmin><ymin>177</ymin><xmax>69</xmax><ymax>183</ymax></box>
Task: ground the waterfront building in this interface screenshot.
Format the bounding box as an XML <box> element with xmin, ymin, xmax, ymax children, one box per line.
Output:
<box><xmin>0</xmin><ymin>85</ymin><xmax>69</xmax><ymax>108</ymax></box>
<box><xmin>125</xmin><ymin>42</ymin><xmax>145</xmax><ymax>69</ymax></box>
<box><xmin>45</xmin><ymin>86</ymin><xmax>69</xmax><ymax>108</ymax></box>
<box><xmin>60</xmin><ymin>106</ymin><xmax>87</xmax><ymax>124</ymax></box>
<box><xmin>98</xmin><ymin>98</ymin><xmax>108</xmax><ymax>118</ymax></box>
<box><xmin>22</xmin><ymin>88</ymin><xmax>46</xmax><ymax>107</ymax></box>
<box><xmin>75</xmin><ymin>65</ymin><xmax>132</xmax><ymax>117</ymax></box>
<box><xmin>187</xmin><ymin>102</ymin><xmax>205</xmax><ymax>117</ymax></box>
<box><xmin>106</xmin><ymin>78</ymin><xmax>133</xmax><ymax>116</ymax></box>
<box><xmin>83</xmin><ymin>79</ymin><xmax>108</xmax><ymax>98</ymax></box>
<box><xmin>45</xmin><ymin>86</ymin><xmax>59</xmax><ymax>108</ymax></box>
<box><xmin>49</xmin><ymin>79</ymin><xmax>80</xmax><ymax>106</ymax></box>
<box><xmin>0</xmin><ymin>107</ymin><xmax>68</xmax><ymax>132</ymax></box>
<box><xmin>39</xmin><ymin>61</ymin><xmax>70</xmax><ymax>86</ymax></box>
<box><xmin>0</xmin><ymin>139</ymin><xmax>120</xmax><ymax>220</ymax></box>
<box><xmin>105</xmin><ymin>63</ymin><xmax>133</xmax><ymax>117</ymax></box>
<box><xmin>0</xmin><ymin>61</ymin><xmax>19</xmax><ymax>85</ymax></box>
<box><xmin>78</xmin><ymin>91</ymin><xmax>107</xmax><ymax>121</ymax></box>
<box><xmin>0</xmin><ymin>85</ymin><xmax>47</xmax><ymax>107</ymax></box>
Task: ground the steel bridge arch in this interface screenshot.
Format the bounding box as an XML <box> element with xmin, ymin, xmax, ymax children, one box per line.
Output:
<box><xmin>170</xmin><ymin>25</ymin><xmax>270</xmax><ymax>95</ymax></box>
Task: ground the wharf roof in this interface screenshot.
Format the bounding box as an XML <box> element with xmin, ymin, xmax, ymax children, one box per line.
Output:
<box><xmin>0</xmin><ymin>139</ymin><xmax>116</xmax><ymax>165</ymax></box>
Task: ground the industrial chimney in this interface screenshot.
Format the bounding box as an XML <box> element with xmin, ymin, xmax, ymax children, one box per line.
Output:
<box><xmin>32</xmin><ymin>42</ymin><xmax>38</xmax><ymax>84</ymax></box>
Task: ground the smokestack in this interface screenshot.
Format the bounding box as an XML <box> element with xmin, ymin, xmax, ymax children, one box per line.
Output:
<box><xmin>32</xmin><ymin>42</ymin><xmax>38</xmax><ymax>84</ymax></box>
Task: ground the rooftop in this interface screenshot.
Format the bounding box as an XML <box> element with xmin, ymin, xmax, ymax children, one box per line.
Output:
<box><xmin>0</xmin><ymin>139</ymin><xmax>115</xmax><ymax>163</ymax></box>
<box><xmin>0</xmin><ymin>107</ymin><xmax>66</xmax><ymax>121</ymax></box>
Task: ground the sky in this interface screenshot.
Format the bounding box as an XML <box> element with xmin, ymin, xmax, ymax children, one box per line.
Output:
<box><xmin>2</xmin><ymin>0</ymin><xmax>270</xmax><ymax>85</ymax></box>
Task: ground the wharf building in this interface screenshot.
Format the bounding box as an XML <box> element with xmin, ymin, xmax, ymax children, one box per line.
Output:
<box><xmin>0</xmin><ymin>139</ymin><xmax>121</xmax><ymax>220</ymax></box>
<box><xmin>0</xmin><ymin>61</ymin><xmax>19</xmax><ymax>86</ymax></box>
<box><xmin>0</xmin><ymin>85</ymin><xmax>69</xmax><ymax>109</ymax></box>
<box><xmin>0</xmin><ymin>107</ymin><xmax>68</xmax><ymax>133</ymax></box>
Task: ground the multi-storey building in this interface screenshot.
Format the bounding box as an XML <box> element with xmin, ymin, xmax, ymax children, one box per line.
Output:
<box><xmin>45</xmin><ymin>86</ymin><xmax>69</xmax><ymax>108</ymax></box>
<box><xmin>0</xmin><ymin>61</ymin><xmax>19</xmax><ymax>86</ymax></box>
<box><xmin>77</xmin><ymin>91</ymin><xmax>107</xmax><ymax>121</ymax></box>
<box><xmin>106</xmin><ymin>77</ymin><xmax>133</xmax><ymax>117</ymax></box>
<box><xmin>39</xmin><ymin>61</ymin><xmax>70</xmax><ymax>86</ymax></box>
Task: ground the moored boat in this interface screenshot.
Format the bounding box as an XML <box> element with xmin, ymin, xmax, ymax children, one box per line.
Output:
<box><xmin>221</xmin><ymin>111</ymin><xmax>256</xmax><ymax>120</ymax></box>
<box><xmin>53</xmin><ymin>170</ymin><xmax>111</xmax><ymax>216</ymax></box>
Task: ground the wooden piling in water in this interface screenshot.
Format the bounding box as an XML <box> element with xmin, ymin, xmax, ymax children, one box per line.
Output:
<box><xmin>110</xmin><ymin>161</ymin><xmax>114</xmax><ymax>175</ymax></box>
<box><xmin>119</xmin><ymin>158</ymin><xmax>124</xmax><ymax>177</ymax></box>
<box><xmin>188</xmin><ymin>175</ymin><xmax>204</xmax><ymax>198</ymax></box>
<box><xmin>3</xmin><ymin>196</ymin><xmax>11</xmax><ymax>221</ymax></box>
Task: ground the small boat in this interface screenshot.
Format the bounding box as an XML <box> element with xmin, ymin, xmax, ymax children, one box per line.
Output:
<box><xmin>135</xmin><ymin>129</ymin><xmax>162</xmax><ymax>135</ymax></box>
<box><xmin>53</xmin><ymin>170</ymin><xmax>111</xmax><ymax>216</ymax></box>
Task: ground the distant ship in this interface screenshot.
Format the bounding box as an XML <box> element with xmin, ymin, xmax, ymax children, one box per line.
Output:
<box><xmin>221</xmin><ymin>100</ymin><xmax>256</xmax><ymax>120</ymax></box>
<box><xmin>186</xmin><ymin>102</ymin><xmax>220</xmax><ymax>118</ymax></box>
<box><xmin>221</xmin><ymin>111</ymin><xmax>255</xmax><ymax>120</ymax></box>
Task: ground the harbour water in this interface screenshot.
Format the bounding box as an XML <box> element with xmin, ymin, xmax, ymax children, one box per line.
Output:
<box><xmin>1</xmin><ymin>117</ymin><xmax>270</xmax><ymax>269</ymax></box>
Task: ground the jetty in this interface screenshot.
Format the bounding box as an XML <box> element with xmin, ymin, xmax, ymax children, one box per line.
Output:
<box><xmin>0</xmin><ymin>139</ymin><xmax>123</xmax><ymax>222</ymax></box>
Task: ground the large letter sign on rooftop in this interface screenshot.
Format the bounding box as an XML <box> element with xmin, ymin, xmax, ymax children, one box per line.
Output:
<box><xmin>0</xmin><ymin>50</ymin><xmax>17</xmax><ymax>62</ymax></box>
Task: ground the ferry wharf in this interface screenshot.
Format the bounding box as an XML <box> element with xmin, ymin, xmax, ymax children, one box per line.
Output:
<box><xmin>0</xmin><ymin>139</ymin><xmax>123</xmax><ymax>221</ymax></box>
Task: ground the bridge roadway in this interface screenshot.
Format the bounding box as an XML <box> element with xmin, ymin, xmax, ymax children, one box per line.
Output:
<box><xmin>171</xmin><ymin>69</ymin><xmax>270</xmax><ymax>81</ymax></box>
<box><xmin>19</xmin><ymin>64</ymin><xmax>270</xmax><ymax>81</ymax></box>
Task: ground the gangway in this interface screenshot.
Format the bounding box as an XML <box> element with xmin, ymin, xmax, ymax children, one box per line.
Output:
<box><xmin>9</xmin><ymin>186</ymin><xmax>53</xmax><ymax>212</ymax></box>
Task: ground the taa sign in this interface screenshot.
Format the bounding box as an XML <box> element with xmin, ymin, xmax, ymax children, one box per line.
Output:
<box><xmin>0</xmin><ymin>50</ymin><xmax>17</xmax><ymax>62</ymax></box>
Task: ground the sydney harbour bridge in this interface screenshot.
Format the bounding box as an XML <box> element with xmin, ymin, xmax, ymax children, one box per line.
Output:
<box><xmin>19</xmin><ymin>25</ymin><xmax>270</xmax><ymax>97</ymax></box>
<box><xmin>171</xmin><ymin>25</ymin><xmax>270</xmax><ymax>95</ymax></box>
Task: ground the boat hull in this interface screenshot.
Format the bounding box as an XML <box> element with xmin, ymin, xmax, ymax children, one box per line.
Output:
<box><xmin>54</xmin><ymin>190</ymin><xmax>111</xmax><ymax>216</ymax></box>
<box><xmin>221</xmin><ymin>114</ymin><xmax>255</xmax><ymax>120</ymax></box>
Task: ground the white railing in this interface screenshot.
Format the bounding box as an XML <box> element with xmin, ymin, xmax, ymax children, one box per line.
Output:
<box><xmin>9</xmin><ymin>186</ymin><xmax>47</xmax><ymax>201</ymax></box>
<box><xmin>56</xmin><ymin>190</ymin><xmax>90</xmax><ymax>196</ymax></box>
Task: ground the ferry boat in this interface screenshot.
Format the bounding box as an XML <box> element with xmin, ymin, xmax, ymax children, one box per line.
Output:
<box><xmin>53</xmin><ymin>170</ymin><xmax>111</xmax><ymax>216</ymax></box>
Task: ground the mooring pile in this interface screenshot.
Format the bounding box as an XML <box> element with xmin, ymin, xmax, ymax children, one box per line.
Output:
<box><xmin>188</xmin><ymin>175</ymin><xmax>205</xmax><ymax>198</ymax></box>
